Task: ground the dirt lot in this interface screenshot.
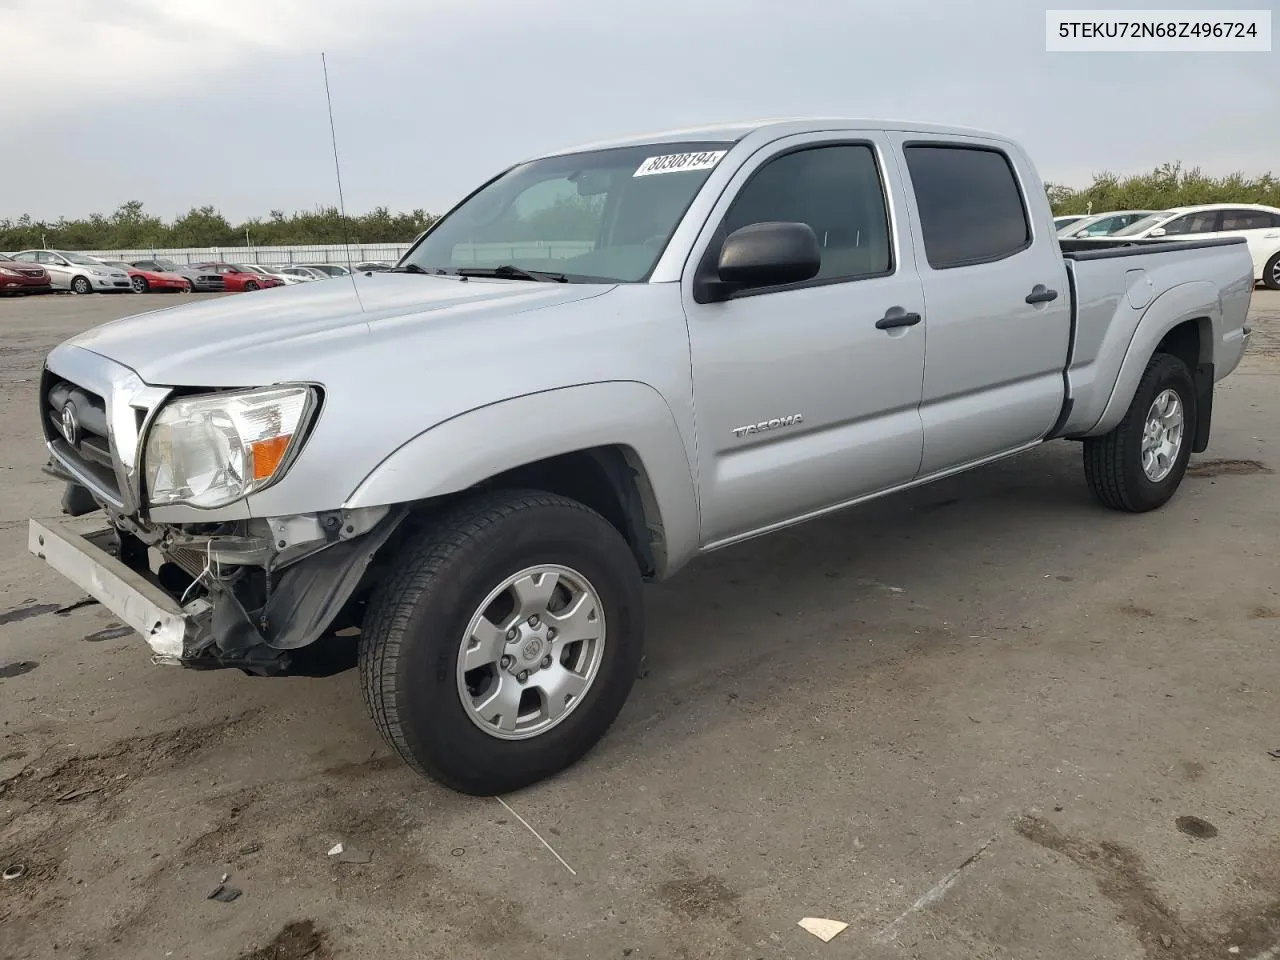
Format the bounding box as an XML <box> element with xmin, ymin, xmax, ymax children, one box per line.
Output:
<box><xmin>1</xmin><ymin>290</ymin><xmax>1277</xmax><ymax>960</ymax></box>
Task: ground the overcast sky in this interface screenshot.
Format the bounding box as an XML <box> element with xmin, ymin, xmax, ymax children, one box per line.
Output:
<box><xmin>1</xmin><ymin>0</ymin><xmax>1275</xmax><ymax>222</ymax></box>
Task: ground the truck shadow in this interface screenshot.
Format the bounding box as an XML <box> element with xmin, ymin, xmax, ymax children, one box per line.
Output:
<box><xmin>612</xmin><ymin>439</ymin><xmax>1139</xmax><ymax>737</ymax></box>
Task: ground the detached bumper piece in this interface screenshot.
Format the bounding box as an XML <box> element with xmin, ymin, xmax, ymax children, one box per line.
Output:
<box><xmin>28</xmin><ymin>519</ymin><xmax>210</xmax><ymax>663</ymax></box>
<box><xmin>27</xmin><ymin>508</ymin><xmax>406</xmax><ymax>676</ymax></box>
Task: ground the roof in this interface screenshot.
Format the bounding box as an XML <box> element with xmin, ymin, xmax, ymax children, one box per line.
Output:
<box><xmin>1158</xmin><ymin>202</ymin><xmax>1280</xmax><ymax>215</ymax></box>
<box><xmin>534</xmin><ymin>117</ymin><xmax>1011</xmax><ymax>160</ymax></box>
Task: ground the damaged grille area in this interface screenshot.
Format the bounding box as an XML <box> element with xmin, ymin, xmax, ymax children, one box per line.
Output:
<box><xmin>42</xmin><ymin>370</ymin><xmax>123</xmax><ymax>507</ymax></box>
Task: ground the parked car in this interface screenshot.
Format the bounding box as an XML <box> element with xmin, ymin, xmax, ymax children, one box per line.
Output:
<box><xmin>10</xmin><ymin>249</ymin><xmax>132</xmax><ymax>294</ymax></box>
<box><xmin>129</xmin><ymin>259</ymin><xmax>226</xmax><ymax>293</ymax></box>
<box><xmin>299</xmin><ymin>263</ymin><xmax>351</xmax><ymax>277</ymax></box>
<box><xmin>241</xmin><ymin>264</ymin><xmax>308</xmax><ymax>285</ymax></box>
<box><xmin>276</xmin><ymin>265</ymin><xmax>329</xmax><ymax>281</ymax></box>
<box><xmin>1053</xmin><ymin>215</ymin><xmax>1088</xmax><ymax>230</ymax></box>
<box><xmin>27</xmin><ymin>117</ymin><xmax>1255</xmax><ymax>796</ymax></box>
<box><xmin>1056</xmin><ymin>210</ymin><xmax>1158</xmax><ymax>239</ymax></box>
<box><xmin>102</xmin><ymin>260</ymin><xmax>191</xmax><ymax>294</ymax></box>
<box><xmin>190</xmin><ymin>262</ymin><xmax>285</xmax><ymax>292</ymax></box>
<box><xmin>1110</xmin><ymin>203</ymin><xmax>1280</xmax><ymax>289</ymax></box>
<box><xmin>0</xmin><ymin>252</ymin><xmax>52</xmax><ymax>295</ymax></box>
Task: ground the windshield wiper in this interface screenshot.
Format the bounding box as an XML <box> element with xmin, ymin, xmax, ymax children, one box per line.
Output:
<box><xmin>455</xmin><ymin>264</ymin><xmax>568</xmax><ymax>283</ymax></box>
<box><xmin>388</xmin><ymin>263</ymin><xmax>450</xmax><ymax>275</ymax></box>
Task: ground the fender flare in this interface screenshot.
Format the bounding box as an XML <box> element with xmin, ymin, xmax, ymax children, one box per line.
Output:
<box><xmin>1081</xmin><ymin>281</ymin><xmax>1218</xmax><ymax>438</ymax></box>
<box><xmin>343</xmin><ymin>381</ymin><xmax>701</xmax><ymax>577</ymax></box>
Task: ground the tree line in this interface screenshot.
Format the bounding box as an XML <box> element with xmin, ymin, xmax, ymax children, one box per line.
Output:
<box><xmin>2</xmin><ymin>163</ymin><xmax>1278</xmax><ymax>251</ymax></box>
<box><xmin>1047</xmin><ymin>162</ymin><xmax>1280</xmax><ymax>215</ymax></box>
<box><xmin>0</xmin><ymin>202</ymin><xmax>439</xmax><ymax>252</ymax></box>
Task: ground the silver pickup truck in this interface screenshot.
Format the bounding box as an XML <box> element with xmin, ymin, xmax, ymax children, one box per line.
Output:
<box><xmin>28</xmin><ymin>118</ymin><xmax>1254</xmax><ymax>795</ymax></box>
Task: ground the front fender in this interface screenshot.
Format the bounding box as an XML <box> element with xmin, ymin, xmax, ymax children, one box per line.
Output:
<box><xmin>1078</xmin><ymin>281</ymin><xmax>1219</xmax><ymax>438</ymax></box>
<box><xmin>343</xmin><ymin>381</ymin><xmax>700</xmax><ymax>577</ymax></box>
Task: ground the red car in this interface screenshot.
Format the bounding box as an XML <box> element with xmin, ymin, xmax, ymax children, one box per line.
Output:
<box><xmin>191</xmin><ymin>262</ymin><xmax>285</xmax><ymax>292</ymax></box>
<box><xmin>103</xmin><ymin>260</ymin><xmax>191</xmax><ymax>294</ymax></box>
<box><xmin>0</xmin><ymin>252</ymin><xmax>52</xmax><ymax>295</ymax></box>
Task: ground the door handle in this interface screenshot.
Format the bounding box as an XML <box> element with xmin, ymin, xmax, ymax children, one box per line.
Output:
<box><xmin>875</xmin><ymin>307</ymin><xmax>922</xmax><ymax>330</ymax></box>
<box><xmin>1025</xmin><ymin>284</ymin><xmax>1059</xmax><ymax>304</ymax></box>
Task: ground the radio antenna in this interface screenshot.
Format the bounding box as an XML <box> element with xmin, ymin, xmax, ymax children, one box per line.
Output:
<box><xmin>321</xmin><ymin>52</ymin><xmax>361</xmax><ymax>303</ymax></box>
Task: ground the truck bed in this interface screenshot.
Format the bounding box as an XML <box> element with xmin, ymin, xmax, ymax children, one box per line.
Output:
<box><xmin>1054</xmin><ymin>235</ymin><xmax>1254</xmax><ymax>439</ymax></box>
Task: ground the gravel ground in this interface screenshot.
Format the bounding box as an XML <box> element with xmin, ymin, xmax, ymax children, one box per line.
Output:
<box><xmin>1</xmin><ymin>289</ymin><xmax>1278</xmax><ymax>960</ymax></box>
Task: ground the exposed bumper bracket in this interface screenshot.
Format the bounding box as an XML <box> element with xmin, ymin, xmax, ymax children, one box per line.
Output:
<box><xmin>28</xmin><ymin>519</ymin><xmax>210</xmax><ymax>662</ymax></box>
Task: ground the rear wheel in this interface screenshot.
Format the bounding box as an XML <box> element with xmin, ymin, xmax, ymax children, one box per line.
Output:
<box><xmin>1263</xmin><ymin>252</ymin><xmax>1280</xmax><ymax>291</ymax></box>
<box><xmin>70</xmin><ymin>276</ymin><xmax>91</xmax><ymax>295</ymax></box>
<box><xmin>359</xmin><ymin>491</ymin><xmax>644</xmax><ymax>795</ymax></box>
<box><xmin>1083</xmin><ymin>352</ymin><xmax>1196</xmax><ymax>512</ymax></box>
<box><xmin>131</xmin><ymin>276</ymin><xmax>149</xmax><ymax>294</ymax></box>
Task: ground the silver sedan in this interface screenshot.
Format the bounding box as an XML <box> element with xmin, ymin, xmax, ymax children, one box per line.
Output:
<box><xmin>9</xmin><ymin>250</ymin><xmax>132</xmax><ymax>294</ymax></box>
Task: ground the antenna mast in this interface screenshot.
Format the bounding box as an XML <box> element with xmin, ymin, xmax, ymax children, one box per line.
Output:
<box><xmin>321</xmin><ymin>52</ymin><xmax>360</xmax><ymax>293</ymax></box>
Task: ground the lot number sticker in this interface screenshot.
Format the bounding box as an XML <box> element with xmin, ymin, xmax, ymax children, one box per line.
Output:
<box><xmin>633</xmin><ymin>150</ymin><xmax>727</xmax><ymax>177</ymax></box>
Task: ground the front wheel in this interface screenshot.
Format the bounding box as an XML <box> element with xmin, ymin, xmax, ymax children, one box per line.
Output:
<box><xmin>70</xmin><ymin>276</ymin><xmax>91</xmax><ymax>295</ymax></box>
<box><xmin>1263</xmin><ymin>252</ymin><xmax>1280</xmax><ymax>291</ymax></box>
<box><xmin>359</xmin><ymin>491</ymin><xmax>644</xmax><ymax>795</ymax></box>
<box><xmin>243</xmin><ymin>280</ymin><xmax>259</xmax><ymax>291</ymax></box>
<box><xmin>1083</xmin><ymin>352</ymin><xmax>1196</xmax><ymax>512</ymax></box>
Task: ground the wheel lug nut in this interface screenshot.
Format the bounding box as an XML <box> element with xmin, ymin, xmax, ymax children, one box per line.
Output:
<box><xmin>517</xmin><ymin>670</ymin><xmax>529</xmax><ymax>684</ymax></box>
<box><xmin>500</xmin><ymin>655</ymin><xmax>513</xmax><ymax>669</ymax></box>
<box><xmin>541</xmin><ymin>656</ymin><xmax>552</xmax><ymax>669</ymax></box>
<box><xmin>506</xmin><ymin>628</ymin><xmax>518</xmax><ymax>640</ymax></box>
<box><xmin>547</xmin><ymin>628</ymin><xmax>557</xmax><ymax>640</ymax></box>
<box><xmin>528</xmin><ymin>615</ymin><xmax>540</xmax><ymax>627</ymax></box>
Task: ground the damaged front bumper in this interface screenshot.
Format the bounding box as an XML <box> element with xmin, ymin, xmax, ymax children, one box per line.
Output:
<box><xmin>29</xmin><ymin>518</ymin><xmax>210</xmax><ymax>663</ymax></box>
<box><xmin>27</xmin><ymin>504</ymin><xmax>406</xmax><ymax>674</ymax></box>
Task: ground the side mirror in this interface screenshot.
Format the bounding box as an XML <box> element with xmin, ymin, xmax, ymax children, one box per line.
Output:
<box><xmin>697</xmin><ymin>221</ymin><xmax>821</xmax><ymax>302</ymax></box>
<box><xmin>1148</xmin><ymin>227</ymin><xmax>1167</xmax><ymax>238</ymax></box>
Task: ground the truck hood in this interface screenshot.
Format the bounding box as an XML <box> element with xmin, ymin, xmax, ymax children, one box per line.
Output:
<box><xmin>63</xmin><ymin>273</ymin><xmax>613</xmax><ymax>386</ymax></box>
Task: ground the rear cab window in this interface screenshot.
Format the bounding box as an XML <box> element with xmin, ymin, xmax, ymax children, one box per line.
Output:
<box><xmin>902</xmin><ymin>144</ymin><xmax>1031</xmax><ymax>268</ymax></box>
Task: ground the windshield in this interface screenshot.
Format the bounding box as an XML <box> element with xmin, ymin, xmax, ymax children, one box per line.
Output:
<box><xmin>63</xmin><ymin>252</ymin><xmax>106</xmax><ymax>266</ymax></box>
<box><xmin>401</xmin><ymin>140</ymin><xmax>734</xmax><ymax>283</ymax></box>
<box><xmin>1112</xmin><ymin>212</ymin><xmax>1176</xmax><ymax>237</ymax></box>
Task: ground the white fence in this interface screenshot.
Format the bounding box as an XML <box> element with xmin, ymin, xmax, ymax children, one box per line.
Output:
<box><xmin>79</xmin><ymin>243</ymin><xmax>412</xmax><ymax>267</ymax></box>
<box><xmin>79</xmin><ymin>240</ymin><xmax>600</xmax><ymax>268</ymax></box>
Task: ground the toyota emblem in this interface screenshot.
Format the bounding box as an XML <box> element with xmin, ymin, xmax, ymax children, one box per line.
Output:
<box><xmin>60</xmin><ymin>402</ymin><xmax>81</xmax><ymax>446</ymax></box>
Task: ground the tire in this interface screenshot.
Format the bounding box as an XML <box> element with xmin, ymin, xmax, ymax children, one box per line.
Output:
<box><xmin>359</xmin><ymin>490</ymin><xmax>644</xmax><ymax>795</ymax></box>
<box><xmin>243</xmin><ymin>280</ymin><xmax>259</xmax><ymax>291</ymax></box>
<box><xmin>70</xmin><ymin>276</ymin><xmax>91</xmax><ymax>295</ymax></box>
<box><xmin>1263</xmin><ymin>252</ymin><xmax>1280</xmax><ymax>291</ymax></box>
<box><xmin>131</xmin><ymin>276</ymin><xmax>149</xmax><ymax>294</ymax></box>
<box><xmin>183</xmin><ymin>281</ymin><xmax>193</xmax><ymax>293</ymax></box>
<box><xmin>1083</xmin><ymin>352</ymin><xmax>1196</xmax><ymax>512</ymax></box>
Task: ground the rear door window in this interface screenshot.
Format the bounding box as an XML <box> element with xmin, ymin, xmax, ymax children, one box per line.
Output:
<box><xmin>903</xmin><ymin>145</ymin><xmax>1031</xmax><ymax>268</ymax></box>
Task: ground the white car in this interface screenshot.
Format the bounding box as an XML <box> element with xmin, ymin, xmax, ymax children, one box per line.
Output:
<box><xmin>1053</xmin><ymin>214</ymin><xmax>1088</xmax><ymax>231</ymax></box>
<box><xmin>276</xmin><ymin>265</ymin><xmax>329</xmax><ymax>282</ymax></box>
<box><xmin>242</xmin><ymin>265</ymin><xmax>308</xmax><ymax>285</ymax></box>
<box><xmin>1113</xmin><ymin>203</ymin><xmax>1280</xmax><ymax>289</ymax></box>
<box><xmin>9</xmin><ymin>249</ymin><xmax>133</xmax><ymax>294</ymax></box>
<box><xmin>1056</xmin><ymin>210</ymin><xmax>1158</xmax><ymax>239</ymax></box>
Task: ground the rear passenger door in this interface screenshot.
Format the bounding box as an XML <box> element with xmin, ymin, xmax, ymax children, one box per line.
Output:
<box><xmin>1216</xmin><ymin>208</ymin><xmax>1280</xmax><ymax>280</ymax></box>
<box><xmin>887</xmin><ymin>135</ymin><xmax>1071</xmax><ymax>475</ymax></box>
<box><xmin>681</xmin><ymin>133</ymin><xmax>927</xmax><ymax>546</ymax></box>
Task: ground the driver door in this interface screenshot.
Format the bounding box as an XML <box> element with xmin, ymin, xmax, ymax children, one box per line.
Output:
<box><xmin>38</xmin><ymin>252</ymin><xmax>74</xmax><ymax>289</ymax></box>
<box><xmin>680</xmin><ymin>133</ymin><xmax>927</xmax><ymax>547</ymax></box>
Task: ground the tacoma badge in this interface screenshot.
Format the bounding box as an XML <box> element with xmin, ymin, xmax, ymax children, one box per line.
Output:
<box><xmin>731</xmin><ymin>414</ymin><xmax>803</xmax><ymax>439</ymax></box>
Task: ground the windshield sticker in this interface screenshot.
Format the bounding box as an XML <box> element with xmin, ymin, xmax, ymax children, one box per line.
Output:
<box><xmin>633</xmin><ymin>150</ymin><xmax>727</xmax><ymax>177</ymax></box>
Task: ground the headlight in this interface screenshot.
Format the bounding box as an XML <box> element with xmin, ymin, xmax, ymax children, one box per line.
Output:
<box><xmin>0</xmin><ymin>267</ymin><xmax>19</xmax><ymax>278</ymax></box>
<box><xmin>90</xmin><ymin>268</ymin><xmax>109</xmax><ymax>276</ymax></box>
<box><xmin>144</xmin><ymin>386</ymin><xmax>317</xmax><ymax>508</ymax></box>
